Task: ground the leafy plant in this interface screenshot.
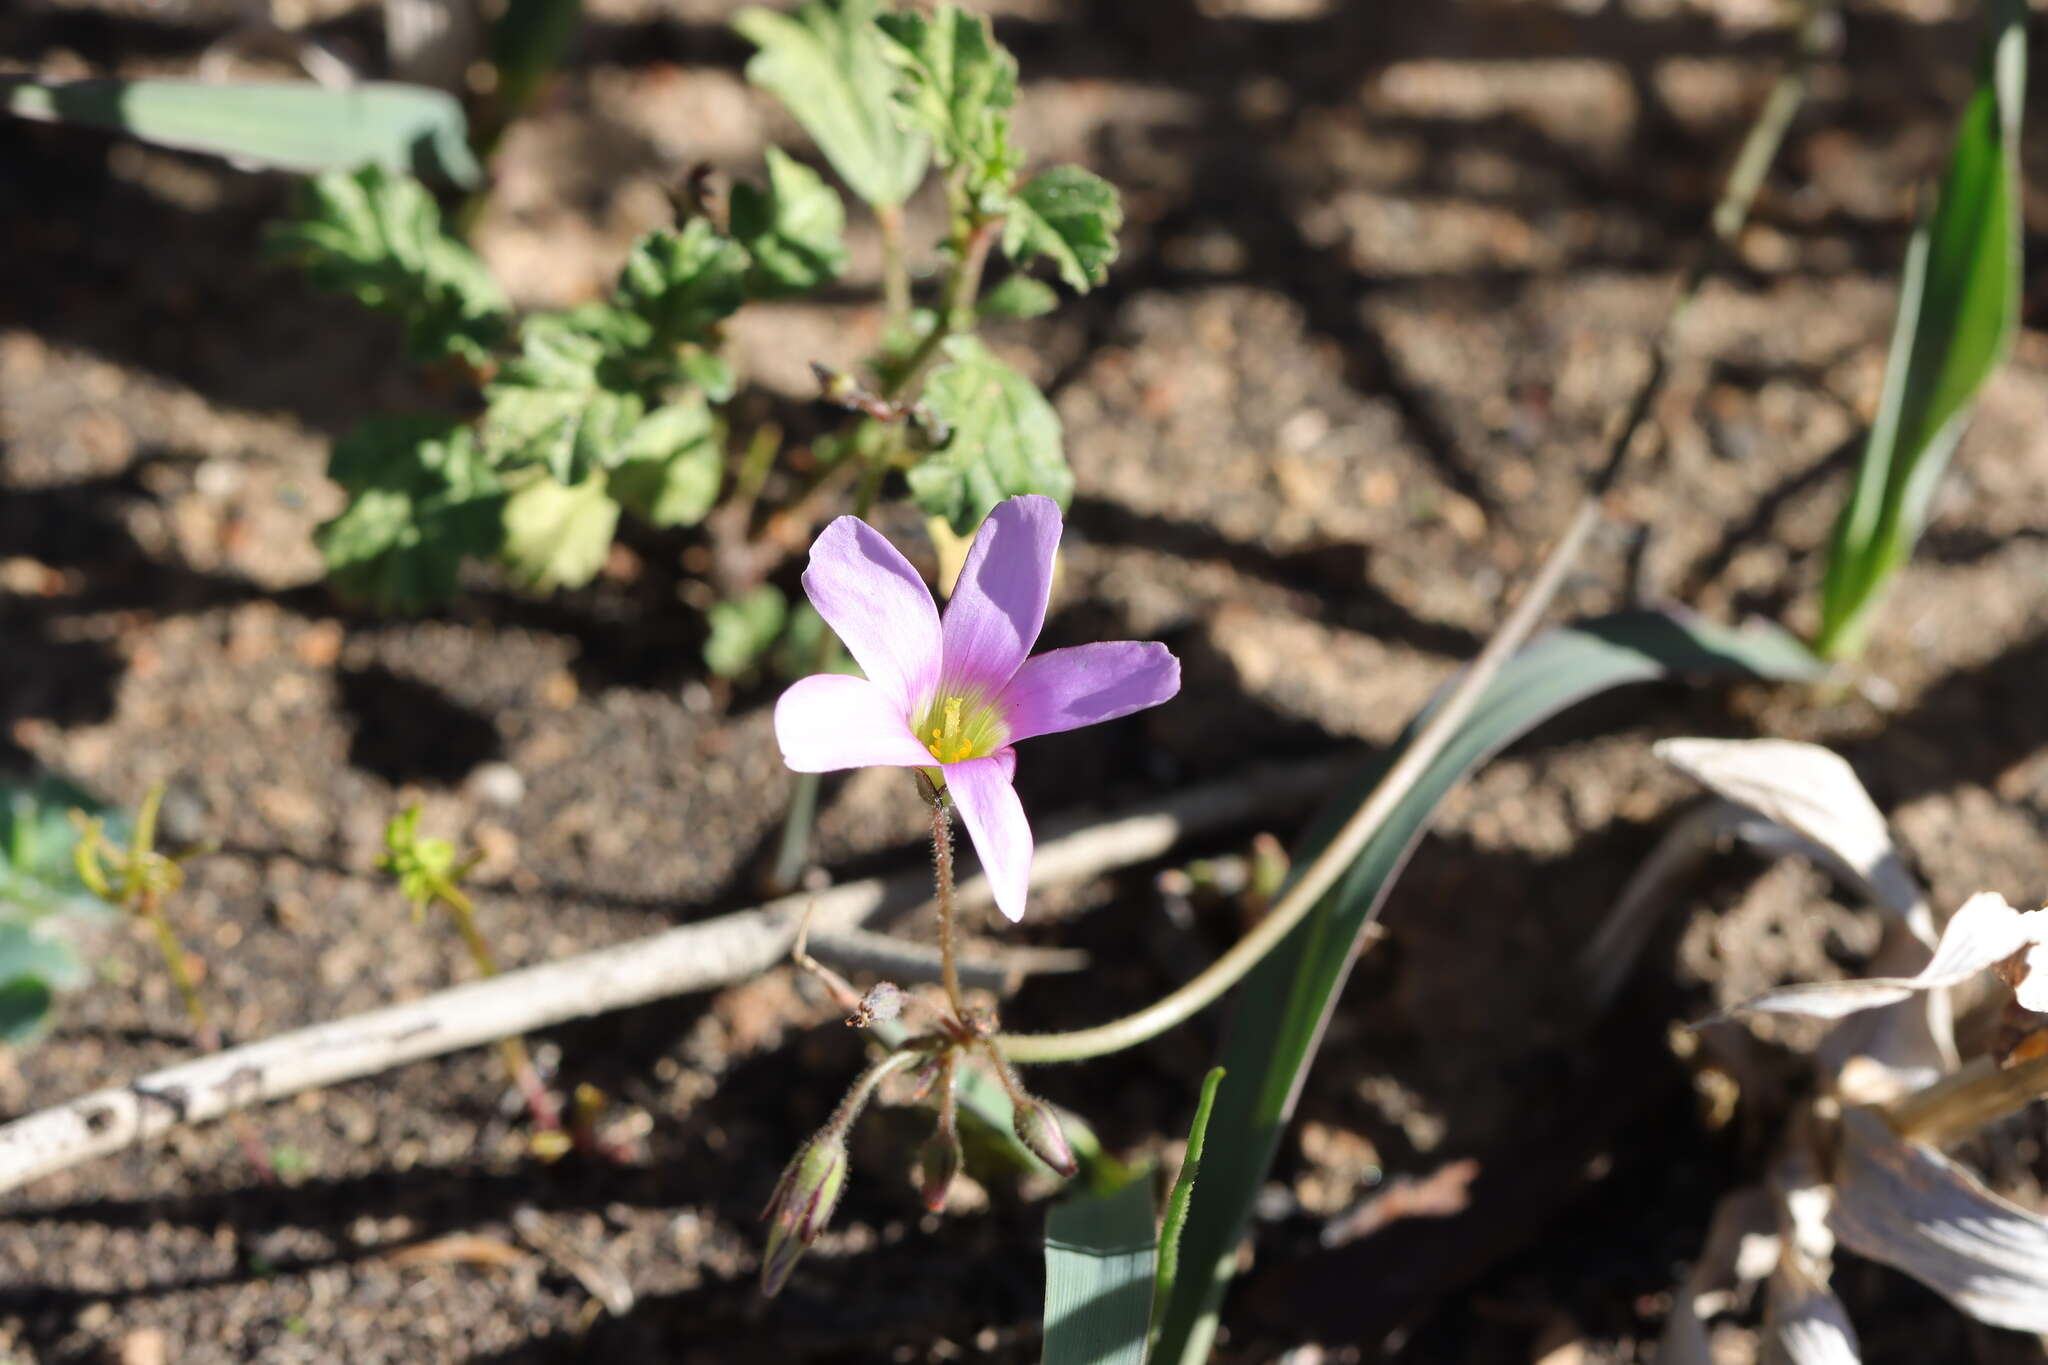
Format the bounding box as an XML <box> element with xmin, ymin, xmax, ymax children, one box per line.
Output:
<box><xmin>1814</xmin><ymin>0</ymin><xmax>2025</xmax><ymax>660</ymax></box>
<box><xmin>0</xmin><ymin>777</ymin><xmax>123</xmax><ymax>1044</ymax></box>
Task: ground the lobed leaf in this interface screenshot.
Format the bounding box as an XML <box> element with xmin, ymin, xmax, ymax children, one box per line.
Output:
<box><xmin>875</xmin><ymin>2</ymin><xmax>1020</xmax><ymax>204</ymax></box>
<box><xmin>616</xmin><ymin>220</ymin><xmax>751</xmax><ymax>346</ymax></box>
<box><xmin>731</xmin><ymin>147</ymin><xmax>850</xmax><ymax>298</ymax></box>
<box><xmin>1003</xmin><ymin>166</ymin><xmax>1122</xmax><ymax>294</ymax></box>
<box><xmin>1043</xmin><ymin>1176</ymin><xmax>1157</xmax><ymax>1365</ymax></box>
<box><xmin>734</xmin><ymin>0</ymin><xmax>929</xmax><ymax>208</ymax></box>
<box><xmin>1815</xmin><ymin>0</ymin><xmax>2025</xmax><ymax>659</ymax></box>
<box><xmin>609</xmin><ymin>398</ymin><xmax>722</xmax><ymax>529</ymax></box>
<box><xmin>908</xmin><ymin>336</ymin><xmax>1072</xmax><ymax>534</ymax></box>
<box><xmin>978</xmin><ymin>273</ymin><xmax>1059</xmax><ymax>320</ymax></box>
<box><xmin>318</xmin><ymin>416</ymin><xmax>507</xmax><ymax>609</ymax></box>
<box><xmin>498</xmin><ymin>470</ymin><xmax>621</xmax><ymax>592</ymax></box>
<box><xmin>0</xmin><ymin>77</ymin><xmax>480</xmax><ymax>184</ymax></box>
<box><xmin>704</xmin><ymin>585</ymin><xmax>789</xmax><ymax>680</ymax></box>
<box><xmin>270</xmin><ymin>167</ymin><xmax>507</xmax><ymax>365</ymax></box>
<box><xmin>1150</xmin><ymin>610</ymin><xmax>1825</xmax><ymax>1364</ymax></box>
<box><xmin>483</xmin><ymin>314</ymin><xmax>645</xmax><ymax>484</ymax></box>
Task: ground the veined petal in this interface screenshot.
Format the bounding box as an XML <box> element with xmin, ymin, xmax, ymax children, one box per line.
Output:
<box><xmin>1001</xmin><ymin>641</ymin><xmax>1180</xmax><ymax>743</ymax></box>
<box><xmin>775</xmin><ymin>675</ymin><xmax>934</xmax><ymax>772</ymax></box>
<box><xmin>940</xmin><ymin>495</ymin><xmax>1061</xmax><ymax>692</ymax></box>
<box><xmin>947</xmin><ymin>755</ymin><xmax>1033</xmax><ymax>922</ymax></box>
<box><xmin>803</xmin><ymin>516</ymin><xmax>942</xmax><ymax>711</ymax></box>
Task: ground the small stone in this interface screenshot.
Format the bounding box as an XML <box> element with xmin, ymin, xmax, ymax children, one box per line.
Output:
<box><xmin>469</xmin><ymin>762</ymin><xmax>526</xmax><ymax>809</ymax></box>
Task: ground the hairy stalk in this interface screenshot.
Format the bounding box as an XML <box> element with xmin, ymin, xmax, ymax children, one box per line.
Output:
<box><xmin>877</xmin><ymin>201</ymin><xmax>911</xmax><ymax>331</ymax></box>
<box><xmin>930</xmin><ymin>794</ymin><xmax>966</xmax><ymax>1018</ymax></box>
<box><xmin>997</xmin><ymin>2</ymin><xmax>1831</xmax><ymax>1067</ymax></box>
<box><xmin>437</xmin><ymin>881</ymin><xmax>564</xmax><ymax>1134</ymax></box>
<box><xmin>1883</xmin><ymin>1052</ymin><xmax>2048</xmax><ymax>1149</ymax></box>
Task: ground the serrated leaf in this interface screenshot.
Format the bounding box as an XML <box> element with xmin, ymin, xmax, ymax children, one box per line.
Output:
<box><xmin>319</xmin><ymin>417</ymin><xmax>507</xmax><ymax>609</ymax></box>
<box><xmin>1003</xmin><ymin>165</ymin><xmax>1121</xmax><ymax>293</ymax></box>
<box><xmin>734</xmin><ymin>0</ymin><xmax>928</xmax><ymax>208</ymax></box>
<box><xmin>908</xmin><ymin>336</ymin><xmax>1071</xmax><ymax>534</ymax></box>
<box><xmin>1</xmin><ymin>77</ymin><xmax>480</xmax><ymax>183</ymax></box>
<box><xmin>499</xmin><ymin>470</ymin><xmax>621</xmax><ymax>592</ymax></box>
<box><xmin>616</xmin><ymin>220</ymin><xmax>751</xmax><ymax>345</ymax></box>
<box><xmin>731</xmin><ymin>147</ymin><xmax>849</xmax><ymax>298</ymax></box>
<box><xmin>484</xmin><ymin>314</ymin><xmax>645</xmax><ymax>483</ymax></box>
<box><xmin>610</xmin><ymin>398</ymin><xmax>722</xmax><ymax>528</ymax></box>
<box><xmin>704</xmin><ymin>585</ymin><xmax>789</xmax><ymax>679</ymax></box>
<box><xmin>977</xmin><ymin>273</ymin><xmax>1058</xmax><ymax>320</ymax></box>
<box><xmin>1150</xmin><ymin>611</ymin><xmax>1826</xmax><ymax>1364</ymax></box>
<box><xmin>270</xmin><ymin>167</ymin><xmax>507</xmax><ymax>365</ymax></box>
<box><xmin>1044</xmin><ymin>1176</ymin><xmax>1157</xmax><ymax>1365</ymax></box>
<box><xmin>1816</xmin><ymin>0</ymin><xmax>2025</xmax><ymax>660</ymax></box>
<box><xmin>875</xmin><ymin>3</ymin><xmax>1019</xmax><ymax>203</ymax></box>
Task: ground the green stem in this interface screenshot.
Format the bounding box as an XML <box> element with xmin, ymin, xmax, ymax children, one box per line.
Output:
<box><xmin>995</xmin><ymin>5</ymin><xmax>1828</xmax><ymax>1067</ymax></box>
<box><xmin>438</xmin><ymin>881</ymin><xmax>563</xmax><ymax>1133</ymax></box>
<box><xmin>877</xmin><ymin>201</ymin><xmax>911</xmax><ymax>332</ymax></box>
<box><xmin>141</xmin><ymin>891</ymin><xmax>217</xmax><ymax>1053</ymax></box>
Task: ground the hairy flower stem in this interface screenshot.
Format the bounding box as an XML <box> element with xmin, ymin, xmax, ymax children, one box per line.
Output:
<box><xmin>435</xmin><ymin>880</ymin><xmax>564</xmax><ymax>1135</ymax></box>
<box><xmin>1883</xmin><ymin>1052</ymin><xmax>2048</xmax><ymax>1149</ymax></box>
<box><xmin>929</xmin><ymin>793</ymin><xmax>968</xmax><ymax>1020</ymax></box>
<box><xmin>996</xmin><ymin>3</ymin><xmax>1831</xmax><ymax>1067</ymax></box>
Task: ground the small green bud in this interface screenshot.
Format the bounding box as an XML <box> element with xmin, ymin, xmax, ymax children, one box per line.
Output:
<box><xmin>761</xmin><ymin>1130</ymin><xmax>849</xmax><ymax>1296</ymax></box>
<box><xmin>1012</xmin><ymin>1096</ymin><xmax>1077</xmax><ymax>1178</ymax></box>
<box><xmin>916</xmin><ymin>1127</ymin><xmax>963</xmax><ymax>1213</ymax></box>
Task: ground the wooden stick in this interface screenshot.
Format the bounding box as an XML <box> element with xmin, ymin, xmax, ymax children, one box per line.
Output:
<box><xmin>0</xmin><ymin>758</ymin><xmax>1346</xmax><ymax>1198</ymax></box>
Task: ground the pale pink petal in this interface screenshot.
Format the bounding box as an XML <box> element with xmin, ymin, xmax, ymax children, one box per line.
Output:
<box><xmin>990</xmin><ymin>746</ymin><xmax>1017</xmax><ymax>784</ymax></box>
<box><xmin>946</xmin><ymin>755</ymin><xmax>1032</xmax><ymax>921</ymax></box>
<box><xmin>1000</xmin><ymin>641</ymin><xmax>1180</xmax><ymax>743</ymax></box>
<box><xmin>775</xmin><ymin>674</ymin><xmax>936</xmax><ymax>772</ymax></box>
<box><xmin>940</xmin><ymin>495</ymin><xmax>1061</xmax><ymax>692</ymax></box>
<box><xmin>803</xmin><ymin>516</ymin><xmax>942</xmax><ymax>711</ymax></box>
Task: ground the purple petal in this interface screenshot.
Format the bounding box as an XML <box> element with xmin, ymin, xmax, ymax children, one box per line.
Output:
<box><xmin>803</xmin><ymin>516</ymin><xmax>942</xmax><ymax>711</ymax></box>
<box><xmin>1001</xmin><ymin>641</ymin><xmax>1180</xmax><ymax>743</ymax></box>
<box><xmin>775</xmin><ymin>674</ymin><xmax>935</xmax><ymax>772</ymax></box>
<box><xmin>946</xmin><ymin>755</ymin><xmax>1033</xmax><ymax>921</ymax></box>
<box><xmin>940</xmin><ymin>495</ymin><xmax>1061</xmax><ymax>692</ymax></box>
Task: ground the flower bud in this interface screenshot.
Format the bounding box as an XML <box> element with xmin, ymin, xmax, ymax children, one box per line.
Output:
<box><xmin>916</xmin><ymin>1128</ymin><xmax>963</xmax><ymax>1212</ymax></box>
<box><xmin>1012</xmin><ymin>1097</ymin><xmax>1078</xmax><ymax>1178</ymax></box>
<box><xmin>760</xmin><ymin>1130</ymin><xmax>849</xmax><ymax>1296</ymax></box>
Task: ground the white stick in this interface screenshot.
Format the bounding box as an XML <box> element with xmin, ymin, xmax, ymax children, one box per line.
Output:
<box><xmin>0</xmin><ymin>757</ymin><xmax>1345</xmax><ymax>1197</ymax></box>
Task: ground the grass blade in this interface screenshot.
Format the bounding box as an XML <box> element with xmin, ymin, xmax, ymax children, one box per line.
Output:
<box><xmin>1150</xmin><ymin>1066</ymin><xmax>1225</xmax><ymax>1349</ymax></box>
<box><xmin>1043</xmin><ymin>1175</ymin><xmax>1157</xmax><ymax>1365</ymax></box>
<box><xmin>1151</xmin><ymin>609</ymin><xmax>1823</xmax><ymax>1364</ymax></box>
<box><xmin>1</xmin><ymin>78</ymin><xmax>481</xmax><ymax>185</ymax></box>
<box><xmin>1815</xmin><ymin>0</ymin><xmax>2025</xmax><ymax>659</ymax></box>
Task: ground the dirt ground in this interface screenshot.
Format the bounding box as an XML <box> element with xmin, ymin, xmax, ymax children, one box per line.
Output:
<box><xmin>4</xmin><ymin>0</ymin><xmax>2048</xmax><ymax>1360</ymax></box>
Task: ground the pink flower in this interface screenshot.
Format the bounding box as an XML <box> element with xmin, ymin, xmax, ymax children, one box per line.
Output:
<box><xmin>774</xmin><ymin>495</ymin><xmax>1180</xmax><ymax>921</ymax></box>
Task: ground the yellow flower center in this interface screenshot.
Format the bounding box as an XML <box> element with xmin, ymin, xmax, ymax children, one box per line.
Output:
<box><xmin>914</xmin><ymin>689</ymin><xmax>1008</xmax><ymax>765</ymax></box>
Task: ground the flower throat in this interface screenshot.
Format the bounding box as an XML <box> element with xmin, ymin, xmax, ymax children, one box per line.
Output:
<box><xmin>917</xmin><ymin>691</ymin><xmax>1006</xmax><ymax>765</ymax></box>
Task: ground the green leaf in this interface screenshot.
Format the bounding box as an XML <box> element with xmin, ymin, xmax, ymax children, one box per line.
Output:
<box><xmin>977</xmin><ymin>273</ymin><xmax>1058</xmax><ymax>320</ymax></box>
<box><xmin>1043</xmin><ymin>1176</ymin><xmax>1157</xmax><ymax>1365</ymax></box>
<box><xmin>0</xmin><ymin>776</ymin><xmax>124</xmax><ymax>922</ymax></box>
<box><xmin>319</xmin><ymin>417</ymin><xmax>507</xmax><ymax>610</ymax></box>
<box><xmin>610</xmin><ymin>398</ymin><xmax>722</xmax><ymax>528</ymax></box>
<box><xmin>1004</xmin><ymin>165</ymin><xmax>1121</xmax><ymax>293</ymax></box>
<box><xmin>874</xmin><ymin>3</ymin><xmax>1020</xmax><ymax>204</ymax></box>
<box><xmin>1816</xmin><ymin>0</ymin><xmax>2025</xmax><ymax>660</ymax></box>
<box><xmin>270</xmin><ymin>167</ymin><xmax>507</xmax><ymax>365</ymax></box>
<box><xmin>731</xmin><ymin>147</ymin><xmax>850</xmax><ymax>298</ymax></box>
<box><xmin>1151</xmin><ymin>1067</ymin><xmax>1225</xmax><ymax>1349</ymax></box>
<box><xmin>734</xmin><ymin>0</ymin><xmax>929</xmax><ymax>209</ymax></box>
<box><xmin>681</xmin><ymin>349</ymin><xmax>738</xmax><ymax>403</ymax></box>
<box><xmin>616</xmin><ymin>220</ymin><xmax>751</xmax><ymax>345</ymax></box>
<box><xmin>0</xmin><ymin>77</ymin><xmax>481</xmax><ymax>184</ymax></box>
<box><xmin>907</xmin><ymin>336</ymin><xmax>1071</xmax><ymax>534</ymax></box>
<box><xmin>0</xmin><ymin>974</ymin><xmax>57</xmax><ymax>1047</ymax></box>
<box><xmin>499</xmin><ymin>470</ymin><xmax>621</xmax><ymax>592</ymax></box>
<box><xmin>1150</xmin><ymin>611</ymin><xmax>1824</xmax><ymax>1364</ymax></box>
<box><xmin>483</xmin><ymin>314</ymin><xmax>645</xmax><ymax>483</ymax></box>
<box><xmin>704</xmin><ymin>584</ymin><xmax>790</xmax><ymax>679</ymax></box>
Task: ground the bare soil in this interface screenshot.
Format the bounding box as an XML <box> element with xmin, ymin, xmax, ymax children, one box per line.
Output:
<box><xmin>3</xmin><ymin>0</ymin><xmax>2048</xmax><ymax>1361</ymax></box>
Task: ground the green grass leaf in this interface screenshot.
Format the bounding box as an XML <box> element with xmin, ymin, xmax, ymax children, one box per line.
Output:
<box><xmin>270</xmin><ymin>167</ymin><xmax>507</xmax><ymax>365</ymax></box>
<box><xmin>735</xmin><ymin>0</ymin><xmax>929</xmax><ymax>209</ymax></box>
<box><xmin>1044</xmin><ymin>1176</ymin><xmax>1157</xmax><ymax>1365</ymax></box>
<box><xmin>319</xmin><ymin>417</ymin><xmax>507</xmax><ymax>610</ymax></box>
<box><xmin>875</xmin><ymin>3</ymin><xmax>1020</xmax><ymax>204</ymax></box>
<box><xmin>1150</xmin><ymin>610</ymin><xmax>1824</xmax><ymax>1364</ymax></box>
<box><xmin>1815</xmin><ymin>0</ymin><xmax>2025</xmax><ymax>659</ymax></box>
<box><xmin>499</xmin><ymin>470</ymin><xmax>621</xmax><ymax>592</ymax></box>
<box><xmin>1004</xmin><ymin>166</ymin><xmax>1121</xmax><ymax>294</ymax></box>
<box><xmin>1151</xmin><ymin>1066</ymin><xmax>1225</xmax><ymax>1350</ymax></box>
<box><xmin>732</xmin><ymin>147</ymin><xmax>850</xmax><ymax>298</ymax></box>
<box><xmin>907</xmin><ymin>336</ymin><xmax>1072</xmax><ymax>534</ymax></box>
<box><xmin>1</xmin><ymin>77</ymin><xmax>481</xmax><ymax>184</ymax></box>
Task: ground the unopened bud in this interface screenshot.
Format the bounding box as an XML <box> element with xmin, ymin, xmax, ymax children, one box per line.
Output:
<box><xmin>916</xmin><ymin>1127</ymin><xmax>963</xmax><ymax>1212</ymax></box>
<box><xmin>760</xmin><ymin>1130</ymin><xmax>849</xmax><ymax>1295</ymax></box>
<box><xmin>1012</xmin><ymin>1097</ymin><xmax>1078</xmax><ymax>1178</ymax></box>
